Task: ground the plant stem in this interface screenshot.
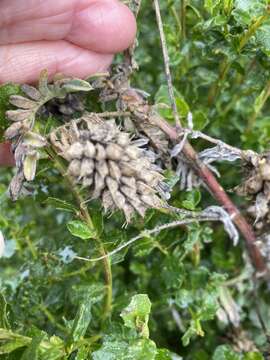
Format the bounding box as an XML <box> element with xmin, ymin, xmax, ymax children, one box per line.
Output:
<box><xmin>207</xmin><ymin>59</ymin><xmax>230</xmax><ymax>106</ymax></box>
<box><xmin>180</xmin><ymin>0</ymin><xmax>186</xmax><ymax>41</ymax></box>
<box><xmin>80</xmin><ymin>204</ymin><xmax>113</xmax><ymax>321</ymax></box>
<box><xmin>171</xmin><ymin>6</ymin><xmax>182</xmax><ymax>35</ymax></box>
<box><xmin>75</xmin><ymin>217</ymin><xmax>218</xmax><ymax>263</ymax></box>
<box><xmin>46</xmin><ymin>148</ymin><xmax>113</xmax><ymax>320</ymax></box>
<box><xmin>153</xmin><ymin>0</ymin><xmax>181</xmax><ymax>128</ymax></box>
<box><xmin>39</xmin><ymin>304</ymin><xmax>69</xmax><ymax>334</ymax></box>
<box><xmin>247</xmin><ymin>79</ymin><xmax>270</xmax><ymax>131</ymax></box>
<box><xmin>239</xmin><ymin>15</ymin><xmax>268</xmax><ymax>52</ymax></box>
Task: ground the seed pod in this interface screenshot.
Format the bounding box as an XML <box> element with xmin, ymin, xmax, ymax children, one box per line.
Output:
<box><xmin>126</xmin><ymin>146</ymin><xmax>140</xmax><ymax>160</ymax></box>
<box><xmin>4</xmin><ymin>121</ymin><xmax>23</xmax><ymax>139</ymax></box>
<box><xmin>82</xmin><ymin>177</ymin><xmax>93</xmax><ymax>188</ymax></box>
<box><xmin>236</xmin><ymin>151</ymin><xmax>270</xmax><ymax>228</ymax></box>
<box><xmin>80</xmin><ymin>158</ymin><xmax>94</xmax><ymax>177</ymax></box>
<box><xmin>9</xmin><ymin>95</ymin><xmax>37</xmax><ymax>110</ymax></box>
<box><xmin>259</xmin><ymin>160</ymin><xmax>270</xmax><ymax>181</ymax></box>
<box><xmin>108</xmin><ymin>161</ymin><xmax>121</xmax><ymax>181</ymax></box>
<box><xmin>97</xmin><ymin>161</ymin><xmax>109</xmax><ymax>178</ymax></box>
<box><xmin>106</xmin><ymin>143</ymin><xmax>123</xmax><ymax>160</ymax></box>
<box><xmin>68</xmin><ymin>159</ymin><xmax>81</xmax><ymax>177</ymax></box>
<box><xmin>120</xmin><ymin>163</ymin><xmax>137</xmax><ymax>177</ymax></box>
<box><xmin>23</xmin><ymin>132</ymin><xmax>47</xmax><ymax>148</ymax></box>
<box><xmin>9</xmin><ymin>171</ymin><xmax>25</xmax><ymax>200</ymax></box>
<box><xmin>66</xmin><ymin>142</ymin><xmax>84</xmax><ymax>160</ymax></box>
<box><xmin>84</xmin><ymin>141</ymin><xmax>96</xmax><ymax>158</ymax></box>
<box><xmin>6</xmin><ymin>109</ymin><xmax>33</xmax><ymax>122</ymax></box>
<box><xmin>21</xmin><ymin>84</ymin><xmax>41</xmax><ymax>101</ymax></box>
<box><xmin>96</xmin><ymin>144</ymin><xmax>106</xmax><ymax>161</ymax></box>
<box><xmin>23</xmin><ymin>151</ymin><xmax>39</xmax><ymax>181</ymax></box>
<box><xmin>92</xmin><ymin>172</ymin><xmax>105</xmax><ymax>198</ymax></box>
<box><xmin>117</xmin><ymin>132</ymin><xmax>130</xmax><ymax>147</ymax></box>
<box><xmin>121</xmin><ymin>176</ymin><xmax>136</xmax><ymax>189</ymax></box>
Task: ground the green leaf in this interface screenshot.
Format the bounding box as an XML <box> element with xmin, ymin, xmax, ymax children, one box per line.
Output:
<box><xmin>0</xmin><ymin>294</ymin><xmax>10</xmax><ymax>329</ymax></box>
<box><xmin>69</xmin><ymin>284</ymin><xmax>104</xmax><ymax>342</ymax></box>
<box><xmin>244</xmin><ymin>353</ymin><xmax>264</xmax><ymax>360</ymax></box>
<box><xmin>127</xmin><ymin>339</ymin><xmax>157</xmax><ymax>360</ymax></box>
<box><xmin>69</xmin><ymin>300</ymin><xmax>92</xmax><ymax>342</ymax></box>
<box><xmin>204</xmin><ymin>0</ymin><xmax>222</xmax><ymax>15</ymax></box>
<box><xmin>0</xmin><ymin>329</ymin><xmax>31</xmax><ymax>354</ymax></box>
<box><xmin>184</xmin><ymin>227</ymin><xmax>201</xmax><ymax>253</ymax></box>
<box><xmin>155</xmin><ymin>85</ymin><xmax>189</xmax><ymax>119</ymax></box>
<box><xmin>67</xmin><ymin>220</ymin><xmax>96</xmax><ymax>240</ymax></box>
<box><xmin>92</xmin><ymin>339</ymin><xmax>157</xmax><ymax>360</ymax></box>
<box><xmin>181</xmin><ymin>322</ymin><xmax>198</xmax><ymax>347</ymax></box>
<box><xmin>164</xmin><ymin>170</ymin><xmax>179</xmax><ymax>191</ymax></box>
<box><xmin>21</xmin><ymin>334</ymin><xmax>45</xmax><ymax>360</ymax></box>
<box><xmin>175</xmin><ymin>289</ymin><xmax>194</xmax><ymax>309</ymax></box>
<box><xmin>45</xmin><ymin>197</ymin><xmax>77</xmax><ymax>213</ymax></box>
<box><xmin>133</xmin><ymin>237</ymin><xmax>155</xmax><ymax>258</ymax></box>
<box><xmin>155</xmin><ymin>349</ymin><xmax>175</xmax><ymax>359</ymax></box>
<box><xmin>212</xmin><ymin>345</ymin><xmax>242</xmax><ymax>360</ymax></box>
<box><xmin>74</xmin><ymin>342</ymin><xmax>91</xmax><ymax>360</ymax></box>
<box><xmin>61</xmin><ymin>79</ymin><xmax>93</xmax><ymax>93</ymax></box>
<box><xmin>39</xmin><ymin>336</ymin><xmax>65</xmax><ymax>360</ymax></box>
<box><xmin>193</xmin><ymin>110</ymin><xmax>209</xmax><ymax>131</ymax></box>
<box><xmin>92</xmin><ymin>340</ymin><xmax>128</xmax><ymax>360</ymax></box>
<box><xmin>232</xmin><ymin>0</ymin><xmax>267</xmax><ymax>25</ymax></box>
<box><xmin>120</xmin><ymin>294</ymin><xmax>151</xmax><ymax>338</ymax></box>
<box><xmin>182</xmin><ymin>190</ymin><xmax>201</xmax><ymax>210</ymax></box>
<box><xmin>256</xmin><ymin>23</ymin><xmax>270</xmax><ymax>56</ymax></box>
<box><xmin>175</xmin><ymin>97</ymin><xmax>190</xmax><ymax>118</ymax></box>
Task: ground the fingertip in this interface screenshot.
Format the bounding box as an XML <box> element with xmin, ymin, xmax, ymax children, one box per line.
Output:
<box><xmin>68</xmin><ymin>0</ymin><xmax>137</xmax><ymax>53</ymax></box>
<box><xmin>0</xmin><ymin>41</ymin><xmax>113</xmax><ymax>84</ymax></box>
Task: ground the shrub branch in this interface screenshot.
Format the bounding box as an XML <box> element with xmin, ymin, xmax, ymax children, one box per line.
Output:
<box><xmin>153</xmin><ymin>0</ymin><xmax>267</xmax><ymax>274</ymax></box>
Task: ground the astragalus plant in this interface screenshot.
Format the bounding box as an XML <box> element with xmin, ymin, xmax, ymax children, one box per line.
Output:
<box><xmin>0</xmin><ymin>1</ymin><xmax>270</xmax><ymax>359</ymax></box>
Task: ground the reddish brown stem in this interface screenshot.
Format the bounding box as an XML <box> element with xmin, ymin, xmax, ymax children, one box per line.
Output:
<box><xmin>154</xmin><ymin>117</ymin><xmax>267</xmax><ymax>274</ymax></box>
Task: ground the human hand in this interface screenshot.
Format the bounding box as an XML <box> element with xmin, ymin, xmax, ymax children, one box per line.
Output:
<box><xmin>0</xmin><ymin>0</ymin><xmax>136</xmax><ymax>166</ymax></box>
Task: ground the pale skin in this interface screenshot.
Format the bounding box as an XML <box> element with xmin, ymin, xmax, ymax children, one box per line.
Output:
<box><xmin>0</xmin><ymin>0</ymin><xmax>136</xmax><ymax>166</ymax></box>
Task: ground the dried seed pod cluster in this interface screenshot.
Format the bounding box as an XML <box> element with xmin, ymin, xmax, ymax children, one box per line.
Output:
<box><xmin>5</xmin><ymin>84</ymin><xmax>48</xmax><ymax>199</ymax></box>
<box><xmin>255</xmin><ymin>232</ymin><xmax>270</xmax><ymax>261</ymax></box>
<box><xmin>236</xmin><ymin>151</ymin><xmax>270</xmax><ymax>227</ymax></box>
<box><xmin>51</xmin><ymin>118</ymin><xmax>164</xmax><ymax>222</ymax></box>
<box><xmin>4</xmin><ymin>71</ymin><xmax>93</xmax><ymax>200</ymax></box>
<box><xmin>5</xmin><ymin>85</ymin><xmax>41</xmax><ymax>141</ymax></box>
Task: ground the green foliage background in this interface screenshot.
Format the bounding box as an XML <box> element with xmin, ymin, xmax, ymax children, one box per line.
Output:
<box><xmin>1</xmin><ymin>0</ymin><xmax>270</xmax><ymax>359</ymax></box>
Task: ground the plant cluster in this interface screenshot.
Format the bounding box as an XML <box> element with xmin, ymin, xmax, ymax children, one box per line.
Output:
<box><xmin>1</xmin><ymin>0</ymin><xmax>270</xmax><ymax>359</ymax></box>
